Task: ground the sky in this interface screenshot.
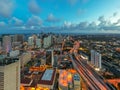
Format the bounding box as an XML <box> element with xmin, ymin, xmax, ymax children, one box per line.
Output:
<box><xmin>0</xmin><ymin>0</ymin><xmax>120</xmax><ymax>34</ymax></box>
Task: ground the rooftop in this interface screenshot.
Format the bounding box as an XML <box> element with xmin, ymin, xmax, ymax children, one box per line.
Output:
<box><xmin>21</xmin><ymin>78</ymin><xmax>31</xmax><ymax>84</ymax></box>
<box><xmin>38</xmin><ymin>69</ymin><xmax>56</xmax><ymax>85</ymax></box>
<box><xmin>0</xmin><ymin>57</ymin><xmax>19</xmax><ymax>66</ymax></box>
<box><xmin>41</xmin><ymin>69</ymin><xmax>53</xmax><ymax>81</ymax></box>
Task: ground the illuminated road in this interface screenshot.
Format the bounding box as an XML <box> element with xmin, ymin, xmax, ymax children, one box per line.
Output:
<box><xmin>70</xmin><ymin>53</ymin><xmax>112</xmax><ymax>90</ymax></box>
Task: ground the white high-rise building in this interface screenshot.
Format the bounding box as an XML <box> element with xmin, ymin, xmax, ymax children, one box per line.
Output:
<box><xmin>91</xmin><ymin>50</ymin><xmax>101</xmax><ymax>69</ymax></box>
<box><xmin>0</xmin><ymin>58</ymin><xmax>20</xmax><ymax>90</ymax></box>
<box><xmin>36</xmin><ymin>39</ymin><xmax>42</xmax><ymax>48</ymax></box>
<box><xmin>95</xmin><ymin>52</ymin><xmax>101</xmax><ymax>69</ymax></box>
<box><xmin>2</xmin><ymin>36</ymin><xmax>12</xmax><ymax>53</ymax></box>
<box><xmin>28</xmin><ymin>37</ymin><xmax>34</xmax><ymax>46</ymax></box>
<box><xmin>43</xmin><ymin>35</ymin><xmax>52</xmax><ymax>48</ymax></box>
<box><xmin>91</xmin><ymin>50</ymin><xmax>95</xmax><ymax>65</ymax></box>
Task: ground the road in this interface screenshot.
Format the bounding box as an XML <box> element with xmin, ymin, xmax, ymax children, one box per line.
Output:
<box><xmin>69</xmin><ymin>53</ymin><xmax>112</xmax><ymax>90</ymax></box>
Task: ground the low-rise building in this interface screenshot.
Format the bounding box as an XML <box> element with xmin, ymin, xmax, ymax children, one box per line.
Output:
<box><xmin>37</xmin><ymin>69</ymin><xmax>56</xmax><ymax>89</ymax></box>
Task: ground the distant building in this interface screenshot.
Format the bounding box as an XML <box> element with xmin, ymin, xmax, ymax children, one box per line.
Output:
<box><xmin>2</xmin><ymin>36</ymin><xmax>12</xmax><ymax>53</ymax></box>
<box><xmin>46</xmin><ymin>50</ymin><xmax>54</xmax><ymax>66</ymax></box>
<box><xmin>28</xmin><ymin>37</ymin><xmax>34</xmax><ymax>46</ymax></box>
<box><xmin>53</xmin><ymin>55</ymin><xmax>58</xmax><ymax>67</ymax></box>
<box><xmin>0</xmin><ymin>58</ymin><xmax>20</xmax><ymax>90</ymax></box>
<box><xmin>0</xmin><ymin>41</ymin><xmax>1</xmax><ymax>47</ymax></box>
<box><xmin>37</xmin><ymin>69</ymin><xmax>56</xmax><ymax>89</ymax></box>
<box><xmin>43</xmin><ymin>35</ymin><xmax>53</xmax><ymax>48</ymax></box>
<box><xmin>91</xmin><ymin>50</ymin><xmax>95</xmax><ymax>65</ymax></box>
<box><xmin>91</xmin><ymin>50</ymin><xmax>101</xmax><ymax>69</ymax></box>
<box><xmin>57</xmin><ymin>34</ymin><xmax>64</xmax><ymax>44</ymax></box>
<box><xmin>20</xmin><ymin>52</ymin><xmax>31</xmax><ymax>68</ymax></box>
<box><xmin>9</xmin><ymin>50</ymin><xmax>20</xmax><ymax>57</ymax></box>
<box><xmin>40</xmin><ymin>56</ymin><xmax>46</xmax><ymax>65</ymax></box>
<box><xmin>13</xmin><ymin>34</ymin><xmax>24</xmax><ymax>43</ymax></box>
<box><xmin>36</xmin><ymin>38</ymin><xmax>42</xmax><ymax>48</ymax></box>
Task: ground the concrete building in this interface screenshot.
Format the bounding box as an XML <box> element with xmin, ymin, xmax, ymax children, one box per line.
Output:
<box><xmin>43</xmin><ymin>35</ymin><xmax>53</xmax><ymax>48</ymax></box>
<box><xmin>46</xmin><ymin>50</ymin><xmax>54</xmax><ymax>66</ymax></box>
<box><xmin>13</xmin><ymin>34</ymin><xmax>24</xmax><ymax>43</ymax></box>
<box><xmin>40</xmin><ymin>56</ymin><xmax>46</xmax><ymax>65</ymax></box>
<box><xmin>28</xmin><ymin>37</ymin><xmax>34</xmax><ymax>46</ymax></box>
<box><xmin>36</xmin><ymin>38</ymin><xmax>42</xmax><ymax>48</ymax></box>
<box><xmin>95</xmin><ymin>52</ymin><xmax>101</xmax><ymax>69</ymax></box>
<box><xmin>73</xmin><ymin>74</ymin><xmax>81</xmax><ymax>90</ymax></box>
<box><xmin>0</xmin><ymin>57</ymin><xmax>20</xmax><ymax>90</ymax></box>
<box><xmin>20</xmin><ymin>52</ymin><xmax>31</xmax><ymax>68</ymax></box>
<box><xmin>2</xmin><ymin>36</ymin><xmax>12</xmax><ymax>53</ymax></box>
<box><xmin>9</xmin><ymin>50</ymin><xmax>20</xmax><ymax>57</ymax></box>
<box><xmin>91</xmin><ymin>50</ymin><xmax>95</xmax><ymax>65</ymax></box>
<box><xmin>53</xmin><ymin>55</ymin><xmax>58</xmax><ymax>67</ymax></box>
<box><xmin>0</xmin><ymin>41</ymin><xmax>1</xmax><ymax>47</ymax></box>
<box><xmin>91</xmin><ymin>50</ymin><xmax>101</xmax><ymax>69</ymax></box>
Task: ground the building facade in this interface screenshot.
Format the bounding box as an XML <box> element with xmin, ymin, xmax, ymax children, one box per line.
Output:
<box><xmin>91</xmin><ymin>50</ymin><xmax>101</xmax><ymax>69</ymax></box>
<box><xmin>2</xmin><ymin>36</ymin><xmax>12</xmax><ymax>53</ymax></box>
<box><xmin>0</xmin><ymin>58</ymin><xmax>20</xmax><ymax>90</ymax></box>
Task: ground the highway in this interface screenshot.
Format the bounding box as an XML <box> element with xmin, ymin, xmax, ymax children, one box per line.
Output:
<box><xmin>69</xmin><ymin>53</ymin><xmax>112</xmax><ymax>90</ymax></box>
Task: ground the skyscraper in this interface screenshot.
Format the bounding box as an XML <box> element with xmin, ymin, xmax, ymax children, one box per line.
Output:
<box><xmin>28</xmin><ymin>37</ymin><xmax>34</xmax><ymax>46</ymax></box>
<box><xmin>13</xmin><ymin>34</ymin><xmax>24</xmax><ymax>43</ymax></box>
<box><xmin>36</xmin><ymin>38</ymin><xmax>42</xmax><ymax>48</ymax></box>
<box><xmin>91</xmin><ymin>50</ymin><xmax>101</xmax><ymax>69</ymax></box>
<box><xmin>46</xmin><ymin>50</ymin><xmax>54</xmax><ymax>66</ymax></box>
<box><xmin>43</xmin><ymin>35</ymin><xmax>53</xmax><ymax>48</ymax></box>
<box><xmin>2</xmin><ymin>36</ymin><xmax>12</xmax><ymax>53</ymax></box>
<box><xmin>0</xmin><ymin>57</ymin><xmax>20</xmax><ymax>90</ymax></box>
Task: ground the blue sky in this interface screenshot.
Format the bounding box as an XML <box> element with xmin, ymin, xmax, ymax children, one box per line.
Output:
<box><xmin>0</xmin><ymin>0</ymin><xmax>120</xmax><ymax>34</ymax></box>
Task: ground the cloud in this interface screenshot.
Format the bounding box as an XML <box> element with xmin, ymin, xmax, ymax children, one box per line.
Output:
<box><xmin>98</xmin><ymin>16</ymin><xmax>110</xmax><ymax>27</ymax></box>
<box><xmin>97</xmin><ymin>15</ymin><xmax>120</xmax><ymax>31</ymax></box>
<box><xmin>28</xmin><ymin>0</ymin><xmax>41</xmax><ymax>14</ymax></box>
<box><xmin>46</xmin><ymin>13</ymin><xmax>61</xmax><ymax>23</ymax></box>
<box><xmin>9</xmin><ymin>17</ymin><xmax>23</xmax><ymax>26</ymax></box>
<box><xmin>64</xmin><ymin>21</ymin><xmax>72</xmax><ymax>27</ymax></box>
<box><xmin>113</xmin><ymin>12</ymin><xmax>117</xmax><ymax>17</ymax></box>
<box><xmin>0</xmin><ymin>0</ymin><xmax>15</xmax><ymax>18</ymax></box>
<box><xmin>77</xmin><ymin>21</ymin><xmax>88</xmax><ymax>29</ymax></box>
<box><xmin>98</xmin><ymin>16</ymin><xmax>105</xmax><ymax>22</ymax></box>
<box><xmin>0</xmin><ymin>21</ymin><xmax>6</xmax><ymax>27</ymax></box>
<box><xmin>27</xmin><ymin>15</ymin><xmax>42</xmax><ymax>26</ymax></box>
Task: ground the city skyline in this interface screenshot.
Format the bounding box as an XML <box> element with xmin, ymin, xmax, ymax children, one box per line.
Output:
<box><xmin>0</xmin><ymin>0</ymin><xmax>120</xmax><ymax>34</ymax></box>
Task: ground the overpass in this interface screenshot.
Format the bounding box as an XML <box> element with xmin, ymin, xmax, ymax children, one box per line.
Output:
<box><xmin>69</xmin><ymin>53</ymin><xmax>112</xmax><ymax>90</ymax></box>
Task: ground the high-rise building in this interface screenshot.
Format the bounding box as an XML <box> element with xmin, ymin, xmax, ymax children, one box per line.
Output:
<box><xmin>0</xmin><ymin>57</ymin><xmax>20</xmax><ymax>90</ymax></box>
<box><xmin>53</xmin><ymin>55</ymin><xmax>58</xmax><ymax>67</ymax></box>
<box><xmin>36</xmin><ymin>39</ymin><xmax>42</xmax><ymax>48</ymax></box>
<box><xmin>91</xmin><ymin>50</ymin><xmax>101</xmax><ymax>69</ymax></box>
<box><xmin>28</xmin><ymin>37</ymin><xmax>34</xmax><ymax>46</ymax></box>
<box><xmin>2</xmin><ymin>36</ymin><xmax>12</xmax><ymax>53</ymax></box>
<box><xmin>95</xmin><ymin>52</ymin><xmax>101</xmax><ymax>69</ymax></box>
<box><xmin>91</xmin><ymin>50</ymin><xmax>95</xmax><ymax>65</ymax></box>
<box><xmin>20</xmin><ymin>52</ymin><xmax>31</xmax><ymax>68</ymax></box>
<box><xmin>46</xmin><ymin>50</ymin><xmax>54</xmax><ymax>66</ymax></box>
<box><xmin>73</xmin><ymin>74</ymin><xmax>81</xmax><ymax>90</ymax></box>
<box><xmin>13</xmin><ymin>35</ymin><xmax>24</xmax><ymax>43</ymax></box>
<box><xmin>43</xmin><ymin>35</ymin><xmax>53</xmax><ymax>48</ymax></box>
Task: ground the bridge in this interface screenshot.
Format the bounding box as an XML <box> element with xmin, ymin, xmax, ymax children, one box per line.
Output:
<box><xmin>69</xmin><ymin>53</ymin><xmax>112</xmax><ymax>90</ymax></box>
